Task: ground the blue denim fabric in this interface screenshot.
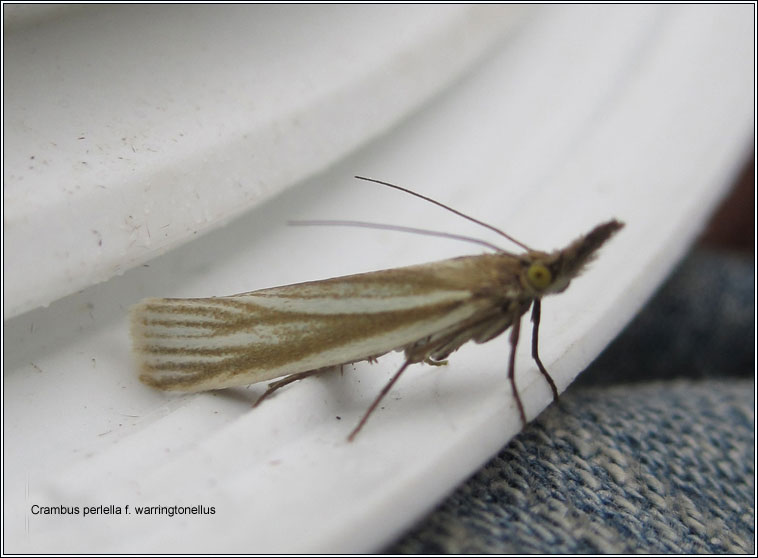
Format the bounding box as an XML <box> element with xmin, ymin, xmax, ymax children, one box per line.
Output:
<box><xmin>388</xmin><ymin>248</ymin><xmax>754</xmax><ymax>553</ymax></box>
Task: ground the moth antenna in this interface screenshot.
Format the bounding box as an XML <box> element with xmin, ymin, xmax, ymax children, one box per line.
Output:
<box><xmin>288</xmin><ymin>220</ymin><xmax>515</xmax><ymax>254</ymax></box>
<box><xmin>354</xmin><ymin>176</ymin><xmax>533</xmax><ymax>251</ymax></box>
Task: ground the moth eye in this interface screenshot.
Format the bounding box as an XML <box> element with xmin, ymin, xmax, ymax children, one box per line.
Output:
<box><xmin>527</xmin><ymin>263</ymin><xmax>552</xmax><ymax>290</ymax></box>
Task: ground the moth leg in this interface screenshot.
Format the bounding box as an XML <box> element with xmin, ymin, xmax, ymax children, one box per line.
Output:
<box><xmin>530</xmin><ymin>299</ymin><xmax>560</xmax><ymax>402</ymax></box>
<box><xmin>508</xmin><ymin>309</ymin><xmax>527</xmax><ymax>426</ymax></box>
<box><xmin>348</xmin><ymin>359</ymin><xmax>412</xmax><ymax>442</ymax></box>
<box><xmin>423</xmin><ymin>357</ymin><xmax>448</xmax><ymax>367</ymax></box>
<box><xmin>253</xmin><ymin>367</ymin><xmax>329</xmax><ymax>408</ymax></box>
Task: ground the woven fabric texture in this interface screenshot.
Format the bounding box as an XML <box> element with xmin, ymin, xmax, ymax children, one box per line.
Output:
<box><xmin>388</xmin><ymin>248</ymin><xmax>754</xmax><ymax>554</ymax></box>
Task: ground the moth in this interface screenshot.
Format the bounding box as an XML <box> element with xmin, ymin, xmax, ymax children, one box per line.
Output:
<box><xmin>131</xmin><ymin>177</ymin><xmax>623</xmax><ymax>440</ymax></box>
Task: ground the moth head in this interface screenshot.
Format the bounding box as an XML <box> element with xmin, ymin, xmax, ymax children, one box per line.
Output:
<box><xmin>521</xmin><ymin>219</ymin><xmax>624</xmax><ymax>296</ymax></box>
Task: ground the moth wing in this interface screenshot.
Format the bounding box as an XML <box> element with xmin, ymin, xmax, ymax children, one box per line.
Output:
<box><xmin>131</xmin><ymin>256</ymin><xmax>514</xmax><ymax>392</ymax></box>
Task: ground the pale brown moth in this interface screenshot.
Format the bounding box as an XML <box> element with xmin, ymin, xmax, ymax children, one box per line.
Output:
<box><xmin>131</xmin><ymin>177</ymin><xmax>623</xmax><ymax>440</ymax></box>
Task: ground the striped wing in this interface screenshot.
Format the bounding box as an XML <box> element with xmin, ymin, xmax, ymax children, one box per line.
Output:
<box><xmin>131</xmin><ymin>254</ymin><xmax>521</xmax><ymax>392</ymax></box>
